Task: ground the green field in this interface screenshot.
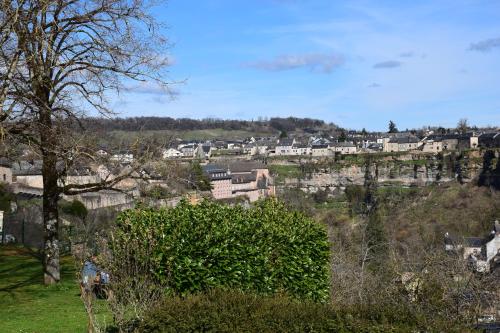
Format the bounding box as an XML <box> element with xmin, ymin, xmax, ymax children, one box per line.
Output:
<box><xmin>268</xmin><ymin>164</ymin><xmax>302</xmax><ymax>183</ymax></box>
<box><xmin>110</xmin><ymin>128</ymin><xmax>275</xmax><ymax>142</ymax></box>
<box><xmin>0</xmin><ymin>246</ymin><xmax>98</xmax><ymax>333</ymax></box>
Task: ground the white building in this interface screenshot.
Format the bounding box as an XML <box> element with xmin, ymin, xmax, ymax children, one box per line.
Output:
<box><xmin>162</xmin><ymin>148</ymin><xmax>183</xmax><ymax>159</ymax></box>
<box><xmin>329</xmin><ymin>142</ymin><xmax>358</xmax><ymax>155</ymax></box>
<box><xmin>445</xmin><ymin>220</ymin><xmax>500</xmax><ymax>273</ymax></box>
<box><xmin>275</xmin><ymin>138</ymin><xmax>296</xmax><ymax>156</ymax></box>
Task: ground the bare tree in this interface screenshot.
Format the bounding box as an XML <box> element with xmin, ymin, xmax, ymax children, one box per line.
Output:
<box><xmin>0</xmin><ymin>0</ymin><xmax>171</xmax><ymax>284</ymax></box>
<box><xmin>457</xmin><ymin>118</ymin><xmax>469</xmax><ymax>134</ymax></box>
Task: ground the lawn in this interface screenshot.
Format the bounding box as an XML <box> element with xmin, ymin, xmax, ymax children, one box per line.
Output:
<box><xmin>0</xmin><ymin>246</ymin><xmax>105</xmax><ymax>333</ymax></box>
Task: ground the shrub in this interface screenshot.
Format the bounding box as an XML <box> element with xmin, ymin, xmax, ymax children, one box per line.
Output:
<box><xmin>131</xmin><ymin>290</ymin><xmax>417</xmax><ymax>333</ymax></box>
<box><xmin>111</xmin><ymin>199</ymin><xmax>330</xmax><ymax>301</ymax></box>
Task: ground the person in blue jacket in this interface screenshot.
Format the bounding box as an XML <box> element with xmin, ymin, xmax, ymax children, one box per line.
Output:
<box><xmin>81</xmin><ymin>255</ymin><xmax>110</xmax><ymax>298</ymax></box>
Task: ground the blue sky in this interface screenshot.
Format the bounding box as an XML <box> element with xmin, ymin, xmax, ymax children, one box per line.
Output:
<box><xmin>116</xmin><ymin>0</ymin><xmax>500</xmax><ymax>131</ymax></box>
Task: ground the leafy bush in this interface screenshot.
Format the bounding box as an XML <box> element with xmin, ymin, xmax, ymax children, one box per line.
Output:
<box><xmin>131</xmin><ymin>290</ymin><xmax>417</xmax><ymax>333</ymax></box>
<box><xmin>111</xmin><ymin>199</ymin><xmax>330</xmax><ymax>301</ymax></box>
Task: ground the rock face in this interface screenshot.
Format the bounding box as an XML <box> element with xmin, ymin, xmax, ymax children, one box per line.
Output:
<box><xmin>279</xmin><ymin>152</ymin><xmax>485</xmax><ymax>193</ymax></box>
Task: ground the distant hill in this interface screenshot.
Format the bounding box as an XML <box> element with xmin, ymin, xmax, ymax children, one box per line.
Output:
<box><xmin>82</xmin><ymin>116</ymin><xmax>338</xmax><ymax>136</ymax></box>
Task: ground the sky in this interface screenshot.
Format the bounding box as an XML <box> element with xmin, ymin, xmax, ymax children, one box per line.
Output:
<box><xmin>115</xmin><ymin>0</ymin><xmax>500</xmax><ymax>131</ymax></box>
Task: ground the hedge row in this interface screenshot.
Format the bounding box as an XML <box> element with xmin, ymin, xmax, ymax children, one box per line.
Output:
<box><xmin>131</xmin><ymin>290</ymin><xmax>417</xmax><ymax>333</ymax></box>
<box><xmin>112</xmin><ymin>199</ymin><xmax>330</xmax><ymax>301</ymax></box>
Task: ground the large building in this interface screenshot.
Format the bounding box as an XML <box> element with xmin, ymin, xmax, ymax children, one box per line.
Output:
<box><xmin>383</xmin><ymin>135</ymin><xmax>421</xmax><ymax>152</ymax></box>
<box><xmin>202</xmin><ymin>165</ymin><xmax>232</xmax><ymax>199</ymax></box>
<box><xmin>203</xmin><ymin>162</ymin><xmax>275</xmax><ymax>202</ymax></box>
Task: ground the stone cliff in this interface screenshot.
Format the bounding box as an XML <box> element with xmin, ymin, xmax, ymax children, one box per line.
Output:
<box><xmin>274</xmin><ymin>151</ymin><xmax>490</xmax><ymax>193</ymax></box>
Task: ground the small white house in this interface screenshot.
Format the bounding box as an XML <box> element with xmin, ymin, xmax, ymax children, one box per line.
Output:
<box><xmin>162</xmin><ymin>148</ymin><xmax>183</xmax><ymax>159</ymax></box>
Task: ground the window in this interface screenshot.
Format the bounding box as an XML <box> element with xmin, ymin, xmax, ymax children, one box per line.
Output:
<box><xmin>2</xmin><ymin>174</ymin><xmax>5</xmax><ymax>181</ymax></box>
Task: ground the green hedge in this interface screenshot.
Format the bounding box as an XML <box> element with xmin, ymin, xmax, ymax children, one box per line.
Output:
<box><xmin>132</xmin><ymin>290</ymin><xmax>417</xmax><ymax>333</ymax></box>
<box><xmin>112</xmin><ymin>199</ymin><xmax>330</xmax><ymax>301</ymax></box>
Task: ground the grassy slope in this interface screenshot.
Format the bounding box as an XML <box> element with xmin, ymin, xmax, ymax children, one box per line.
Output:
<box><xmin>0</xmin><ymin>246</ymin><xmax>89</xmax><ymax>333</ymax></box>
<box><xmin>110</xmin><ymin>128</ymin><xmax>275</xmax><ymax>142</ymax></box>
<box><xmin>385</xmin><ymin>183</ymin><xmax>500</xmax><ymax>246</ymax></box>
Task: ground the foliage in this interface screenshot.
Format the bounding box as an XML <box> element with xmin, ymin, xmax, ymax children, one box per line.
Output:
<box><xmin>84</xmin><ymin>116</ymin><xmax>333</xmax><ymax>134</ymax></box>
<box><xmin>388</xmin><ymin>120</ymin><xmax>398</xmax><ymax>133</ymax></box>
<box><xmin>338</xmin><ymin>130</ymin><xmax>347</xmax><ymax>142</ymax></box>
<box><xmin>131</xmin><ymin>289</ymin><xmax>419</xmax><ymax>333</ymax></box>
<box><xmin>59</xmin><ymin>199</ymin><xmax>88</xmax><ymax>220</ymax></box>
<box><xmin>189</xmin><ymin>161</ymin><xmax>212</xmax><ymax>191</ymax></box>
<box><xmin>141</xmin><ymin>185</ymin><xmax>172</xmax><ymax>200</ymax></box>
<box><xmin>344</xmin><ymin>185</ymin><xmax>366</xmax><ymax>216</ymax></box>
<box><xmin>110</xmin><ymin>199</ymin><xmax>330</xmax><ymax>301</ymax></box>
<box><xmin>478</xmin><ymin>150</ymin><xmax>500</xmax><ymax>190</ymax></box>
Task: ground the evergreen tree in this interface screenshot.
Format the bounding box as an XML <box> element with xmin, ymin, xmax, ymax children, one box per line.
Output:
<box><xmin>363</xmin><ymin>158</ymin><xmax>387</xmax><ymax>269</ymax></box>
<box><xmin>338</xmin><ymin>130</ymin><xmax>347</xmax><ymax>142</ymax></box>
<box><xmin>190</xmin><ymin>162</ymin><xmax>212</xmax><ymax>191</ymax></box>
<box><xmin>388</xmin><ymin>120</ymin><xmax>398</xmax><ymax>133</ymax></box>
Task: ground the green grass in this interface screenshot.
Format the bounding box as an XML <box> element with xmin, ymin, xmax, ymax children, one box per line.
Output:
<box><xmin>268</xmin><ymin>164</ymin><xmax>302</xmax><ymax>183</ymax></box>
<box><xmin>110</xmin><ymin>128</ymin><xmax>274</xmax><ymax>141</ymax></box>
<box><xmin>0</xmin><ymin>246</ymin><xmax>108</xmax><ymax>333</ymax></box>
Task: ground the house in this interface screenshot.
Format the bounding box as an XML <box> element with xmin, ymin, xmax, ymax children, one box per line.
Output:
<box><xmin>445</xmin><ymin>220</ymin><xmax>500</xmax><ymax>273</ymax></box>
<box><xmin>250</xmin><ymin>143</ymin><xmax>268</xmax><ymax>156</ymax></box>
<box><xmin>275</xmin><ymin>138</ymin><xmax>295</xmax><ymax>156</ymax></box>
<box><xmin>359</xmin><ymin>136</ymin><xmax>381</xmax><ymax>149</ymax></box>
<box><xmin>179</xmin><ymin>144</ymin><xmax>196</xmax><ymax>157</ymax></box>
<box><xmin>202</xmin><ymin>164</ymin><xmax>232</xmax><ymax>199</ymax></box>
<box><xmin>228</xmin><ymin>162</ymin><xmax>275</xmax><ymax>202</ymax></box>
<box><xmin>383</xmin><ymin>135</ymin><xmax>421</xmax><ymax>152</ymax></box>
<box><xmin>12</xmin><ymin>160</ymin><xmax>44</xmax><ymax>188</ymax></box>
<box><xmin>203</xmin><ymin>162</ymin><xmax>275</xmax><ymax>202</ymax></box>
<box><xmin>421</xmin><ymin>133</ymin><xmax>479</xmax><ymax>152</ymax></box>
<box><xmin>421</xmin><ymin>137</ymin><xmax>444</xmax><ymax>153</ymax></box>
<box><xmin>329</xmin><ymin>142</ymin><xmax>357</xmax><ymax>155</ymax></box>
<box><xmin>310</xmin><ymin>144</ymin><xmax>333</xmax><ymax>157</ymax></box>
<box><xmin>290</xmin><ymin>143</ymin><xmax>310</xmax><ymax>156</ymax></box>
<box><xmin>195</xmin><ymin>144</ymin><xmax>212</xmax><ymax>160</ymax></box>
<box><xmin>364</xmin><ymin>143</ymin><xmax>383</xmax><ymax>153</ymax></box>
<box><xmin>227</xmin><ymin>141</ymin><xmax>243</xmax><ymax>150</ymax></box>
<box><xmin>162</xmin><ymin>148</ymin><xmax>183</xmax><ymax>159</ymax></box>
<box><xmin>243</xmin><ymin>142</ymin><xmax>268</xmax><ymax>156</ymax></box>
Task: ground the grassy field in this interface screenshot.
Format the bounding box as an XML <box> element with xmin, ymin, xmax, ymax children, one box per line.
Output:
<box><xmin>0</xmin><ymin>246</ymin><xmax>97</xmax><ymax>333</ymax></box>
<box><xmin>110</xmin><ymin>128</ymin><xmax>274</xmax><ymax>142</ymax></box>
<box><xmin>268</xmin><ymin>164</ymin><xmax>302</xmax><ymax>183</ymax></box>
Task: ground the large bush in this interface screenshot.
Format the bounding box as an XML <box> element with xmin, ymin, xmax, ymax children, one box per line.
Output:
<box><xmin>111</xmin><ymin>199</ymin><xmax>330</xmax><ymax>301</ymax></box>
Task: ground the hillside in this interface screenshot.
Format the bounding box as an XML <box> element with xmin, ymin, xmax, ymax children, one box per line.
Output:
<box><xmin>385</xmin><ymin>182</ymin><xmax>500</xmax><ymax>248</ymax></box>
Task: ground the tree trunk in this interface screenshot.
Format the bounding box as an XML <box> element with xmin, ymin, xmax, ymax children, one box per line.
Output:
<box><xmin>42</xmin><ymin>149</ymin><xmax>60</xmax><ymax>284</ymax></box>
<box><xmin>40</xmin><ymin>105</ymin><xmax>61</xmax><ymax>284</ymax></box>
